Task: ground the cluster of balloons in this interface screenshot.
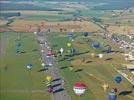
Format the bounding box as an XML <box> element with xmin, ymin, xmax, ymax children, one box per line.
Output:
<box><xmin>46</xmin><ymin>76</ymin><xmax>53</xmax><ymax>93</ymax></box>
<box><xmin>108</xmin><ymin>75</ymin><xmax>122</xmax><ymax>100</ymax></box>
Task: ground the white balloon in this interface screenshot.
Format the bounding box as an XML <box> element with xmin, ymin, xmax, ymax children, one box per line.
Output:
<box><xmin>41</xmin><ymin>50</ymin><xmax>44</xmax><ymax>53</ymax></box>
<box><xmin>98</xmin><ymin>54</ymin><xmax>103</xmax><ymax>58</ymax></box>
<box><xmin>34</xmin><ymin>32</ymin><xmax>37</xmax><ymax>34</ymax></box>
<box><xmin>41</xmin><ymin>63</ymin><xmax>45</xmax><ymax>67</ymax></box>
<box><xmin>60</xmin><ymin>48</ymin><xmax>64</xmax><ymax>54</ymax></box>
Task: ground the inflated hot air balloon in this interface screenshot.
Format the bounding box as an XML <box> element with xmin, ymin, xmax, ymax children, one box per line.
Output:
<box><xmin>83</xmin><ymin>32</ymin><xmax>89</xmax><ymax>37</ymax></box>
<box><xmin>47</xmin><ymin>86</ymin><xmax>53</xmax><ymax>93</ymax></box>
<box><xmin>67</xmin><ymin>33</ymin><xmax>73</xmax><ymax>40</ymax></box>
<box><xmin>73</xmin><ymin>83</ymin><xmax>87</xmax><ymax>96</ymax></box>
<box><xmin>26</xmin><ymin>64</ymin><xmax>33</xmax><ymax>70</ymax></box>
<box><xmin>16</xmin><ymin>42</ymin><xmax>21</xmax><ymax>53</ymax></box>
<box><xmin>46</xmin><ymin>76</ymin><xmax>52</xmax><ymax>82</ymax></box>
<box><xmin>109</xmin><ymin>92</ymin><xmax>117</xmax><ymax>100</ymax></box>
<box><xmin>60</xmin><ymin>48</ymin><xmax>64</xmax><ymax>54</ymax></box>
<box><xmin>114</xmin><ymin>75</ymin><xmax>122</xmax><ymax>84</ymax></box>
<box><xmin>91</xmin><ymin>53</ymin><xmax>96</xmax><ymax>58</ymax></box>
<box><xmin>111</xmin><ymin>87</ymin><xmax>118</xmax><ymax>93</ymax></box>
<box><xmin>92</xmin><ymin>41</ymin><xmax>100</xmax><ymax>49</ymax></box>
<box><xmin>67</xmin><ymin>43</ymin><xmax>72</xmax><ymax>47</ymax></box>
<box><xmin>41</xmin><ymin>63</ymin><xmax>45</xmax><ymax>67</ymax></box>
<box><xmin>105</xmin><ymin>45</ymin><xmax>112</xmax><ymax>53</ymax></box>
<box><xmin>71</xmin><ymin>48</ymin><xmax>76</xmax><ymax>55</ymax></box>
<box><xmin>98</xmin><ymin>54</ymin><xmax>103</xmax><ymax>58</ymax></box>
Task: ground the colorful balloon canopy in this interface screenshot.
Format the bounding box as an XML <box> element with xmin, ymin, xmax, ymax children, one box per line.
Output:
<box><xmin>67</xmin><ymin>43</ymin><xmax>72</xmax><ymax>47</ymax></box>
<box><xmin>114</xmin><ymin>75</ymin><xmax>122</xmax><ymax>84</ymax></box>
<box><xmin>47</xmin><ymin>86</ymin><xmax>53</xmax><ymax>93</ymax></box>
<box><xmin>73</xmin><ymin>83</ymin><xmax>87</xmax><ymax>96</ymax></box>
<box><xmin>26</xmin><ymin>64</ymin><xmax>33</xmax><ymax>70</ymax></box>
<box><xmin>83</xmin><ymin>32</ymin><xmax>89</xmax><ymax>37</ymax></box>
<box><xmin>105</xmin><ymin>45</ymin><xmax>112</xmax><ymax>53</ymax></box>
<box><xmin>111</xmin><ymin>87</ymin><xmax>117</xmax><ymax>93</ymax></box>
<box><xmin>92</xmin><ymin>41</ymin><xmax>100</xmax><ymax>49</ymax></box>
<box><xmin>46</xmin><ymin>76</ymin><xmax>52</xmax><ymax>82</ymax></box>
<box><xmin>109</xmin><ymin>92</ymin><xmax>117</xmax><ymax>100</ymax></box>
<box><xmin>67</xmin><ymin>33</ymin><xmax>74</xmax><ymax>40</ymax></box>
<box><xmin>111</xmin><ymin>34</ymin><xmax>118</xmax><ymax>41</ymax></box>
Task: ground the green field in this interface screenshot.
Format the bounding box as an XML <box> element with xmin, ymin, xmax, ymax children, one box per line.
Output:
<box><xmin>45</xmin><ymin>32</ymin><xmax>134</xmax><ymax>100</ymax></box>
<box><xmin>0</xmin><ymin>32</ymin><xmax>50</xmax><ymax>100</ymax></box>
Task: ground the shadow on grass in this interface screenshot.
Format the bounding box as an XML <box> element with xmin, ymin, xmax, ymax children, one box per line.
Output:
<box><xmin>53</xmin><ymin>88</ymin><xmax>64</xmax><ymax>93</ymax></box>
<box><xmin>74</xmin><ymin>68</ymin><xmax>83</xmax><ymax>72</ymax></box>
<box><xmin>105</xmin><ymin>58</ymin><xmax>112</xmax><ymax>61</ymax></box>
<box><xmin>38</xmin><ymin>68</ymin><xmax>48</xmax><ymax>72</ymax></box>
<box><xmin>52</xmin><ymin>78</ymin><xmax>61</xmax><ymax>82</ymax></box>
<box><xmin>119</xmin><ymin>90</ymin><xmax>132</xmax><ymax>96</ymax></box>
<box><xmin>60</xmin><ymin>66</ymin><xmax>68</xmax><ymax>69</ymax></box>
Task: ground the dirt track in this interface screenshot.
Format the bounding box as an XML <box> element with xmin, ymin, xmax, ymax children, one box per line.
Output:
<box><xmin>8</xmin><ymin>20</ymin><xmax>103</xmax><ymax>33</ymax></box>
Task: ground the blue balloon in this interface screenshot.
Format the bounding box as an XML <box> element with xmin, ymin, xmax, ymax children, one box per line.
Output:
<box><xmin>83</xmin><ymin>32</ymin><xmax>88</xmax><ymax>37</ymax></box>
<box><xmin>92</xmin><ymin>41</ymin><xmax>100</xmax><ymax>49</ymax></box>
<box><xmin>109</xmin><ymin>92</ymin><xmax>117</xmax><ymax>100</ymax></box>
<box><xmin>115</xmin><ymin>75</ymin><xmax>122</xmax><ymax>84</ymax></box>
<box><xmin>16</xmin><ymin>42</ymin><xmax>21</xmax><ymax>47</ymax></box>
<box><xmin>67</xmin><ymin>33</ymin><xmax>74</xmax><ymax>40</ymax></box>
<box><xmin>112</xmin><ymin>34</ymin><xmax>118</xmax><ymax>41</ymax></box>
<box><xmin>16</xmin><ymin>42</ymin><xmax>21</xmax><ymax>53</ymax></box>
<box><xmin>26</xmin><ymin>64</ymin><xmax>33</xmax><ymax>70</ymax></box>
<box><xmin>71</xmin><ymin>48</ymin><xmax>76</xmax><ymax>55</ymax></box>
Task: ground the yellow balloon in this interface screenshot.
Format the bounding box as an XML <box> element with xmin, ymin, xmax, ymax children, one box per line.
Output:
<box><xmin>46</xmin><ymin>76</ymin><xmax>52</xmax><ymax>82</ymax></box>
<box><xmin>67</xmin><ymin>43</ymin><xmax>72</xmax><ymax>47</ymax></box>
<box><xmin>91</xmin><ymin>53</ymin><xmax>95</xmax><ymax>58</ymax></box>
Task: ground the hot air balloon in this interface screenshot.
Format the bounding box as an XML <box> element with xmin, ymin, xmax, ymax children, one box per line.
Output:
<box><xmin>67</xmin><ymin>43</ymin><xmax>72</xmax><ymax>48</ymax></box>
<box><xmin>83</xmin><ymin>32</ymin><xmax>89</xmax><ymax>37</ymax></box>
<box><xmin>73</xmin><ymin>83</ymin><xmax>87</xmax><ymax>96</ymax></box>
<box><xmin>34</xmin><ymin>32</ymin><xmax>37</xmax><ymax>34</ymax></box>
<box><xmin>108</xmin><ymin>92</ymin><xmax>117</xmax><ymax>100</ymax></box>
<box><xmin>98</xmin><ymin>54</ymin><xmax>104</xmax><ymax>58</ymax></box>
<box><xmin>102</xmin><ymin>83</ymin><xmax>109</xmax><ymax>92</ymax></box>
<box><xmin>92</xmin><ymin>41</ymin><xmax>100</xmax><ymax>49</ymax></box>
<box><xmin>26</xmin><ymin>64</ymin><xmax>33</xmax><ymax>70</ymax></box>
<box><xmin>105</xmin><ymin>45</ymin><xmax>112</xmax><ymax>53</ymax></box>
<box><xmin>60</xmin><ymin>48</ymin><xmax>64</xmax><ymax>54</ymax></box>
<box><xmin>16</xmin><ymin>42</ymin><xmax>21</xmax><ymax>53</ymax></box>
<box><xmin>41</xmin><ymin>63</ymin><xmax>45</xmax><ymax>67</ymax></box>
<box><xmin>111</xmin><ymin>87</ymin><xmax>118</xmax><ymax>93</ymax></box>
<box><xmin>71</xmin><ymin>48</ymin><xmax>76</xmax><ymax>55</ymax></box>
<box><xmin>47</xmin><ymin>86</ymin><xmax>53</xmax><ymax>93</ymax></box>
<box><xmin>114</xmin><ymin>75</ymin><xmax>122</xmax><ymax>84</ymax></box>
<box><xmin>67</xmin><ymin>33</ymin><xmax>74</xmax><ymax>41</ymax></box>
<box><xmin>111</xmin><ymin>34</ymin><xmax>118</xmax><ymax>42</ymax></box>
<box><xmin>47</xmin><ymin>50</ymin><xmax>55</xmax><ymax>57</ymax></box>
<box><xmin>91</xmin><ymin>53</ymin><xmax>96</xmax><ymax>58</ymax></box>
<box><xmin>46</xmin><ymin>76</ymin><xmax>52</xmax><ymax>82</ymax></box>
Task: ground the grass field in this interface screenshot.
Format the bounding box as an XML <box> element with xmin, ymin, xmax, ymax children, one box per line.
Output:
<box><xmin>45</xmin><ymin>32</ymin><xmax>134</xmax><ymax>100</ymax></box>
<box><xmin>0</xmin><ymin>32</ymin><xmax>51</xmax><ymax>100</ymax></box>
